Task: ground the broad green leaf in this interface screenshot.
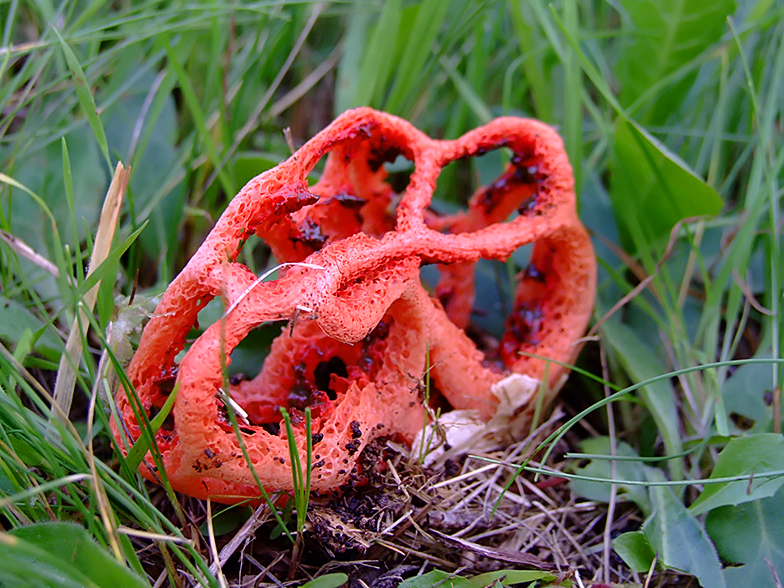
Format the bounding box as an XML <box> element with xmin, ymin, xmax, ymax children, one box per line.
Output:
<box><xmin>398</xmin><ymin>570</ymin><xmax>475</xmax><ymax>588</ymax></box>
<box><xmin>471</xmin><ymin>258</ymin><xmax>514</xmax><ymax>339</ymax></box>
<box><xmin>721</xmin><ymin>355</ymin><xmax>777</xmax><ymax>434</ymax></box>
<box><xmin>617</xmin><ymin>0</ymin><xmax>736</xmax><ymax>124</ymax></box>
<box><xmin>2</xmin><ymin>522</ymin><xmax>150</xmax><ymax>588</ymax></box>
<box><xmin>400</xmin><ymin>569</ymin><xmax>557</xmax><ymax>588</ymax></box>
<box><xmin>0</xmin><ymin>562</ymin><xmax>90</xmax><ymax>588</ymax></box>
<box><xmin>0</xmin><ymin>297</ymin><xmax>62</xmax><ymax>360</ymax></box>
<box><xmin>233</xmin><ymin>152</ymin><xmax>281</xmax><ymax>190</ymax></box>
<box><xmin>689</xmin><ymin>434</ymin><xmax>784</xmax><ymax>515</ymax></box>
<box><xmin>706</xmin><ymin>485</ymin><xmax>784</xmax><ymax>587</ymax></box>
<box><xmin>611</xmin><ymin>117</ymin><xmax>724</xmax><ymax>252</ymax></box>
<box><xmin>613</xmin><ymin>531</ymin><xmax>656</xmax><ymax>573</ymax></box>
<box><xmin>569</xmin><ymin>437</ymin><xmax>652</xmax><ymax>515</ymax></box>
<box><xmin>643</xmin><ymin>481</ymin><xmax>726</xmax><ymax>588</ymax></box>
<box><xmin>468</xmin><ymin>570</ymin><xmax>556</xmax><ymax>585</ymax></box>
<box><xmin>0</xmin><ymin>469</ymin><xmax>14</xmax><ymax>494</ymax></box>
<box><xmin>224</xmin><ymin>323</ymin><xmax>279</xmax><ymax>378</ymax></box>
<box><xmin>300</xmin><ymin>573</ymin><xmax>349</xmax><ymax>588</ymax></box>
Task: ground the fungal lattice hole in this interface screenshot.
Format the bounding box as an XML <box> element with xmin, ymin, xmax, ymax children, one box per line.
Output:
<box><xmin>261</xmin><ymin>422</ymin><xmax>281</xmax><ymax>436</ymax></box>
<box><xmin>429</xmin><ymin>146</ymin><xmax>544</xmax><ymax>237</ymax></box>
<box><xmin>236</xmin><ymin>232</ymin><xmax>272</xmax><ymax>275</ymax></box>
<box><xmin>385</xmin><ymin>154</ymin><xmax>414</xmax><ymax>195</ymax></box>
<box><xmin>314</xmin><ymin>356</ymin><xmax>348</xmax><ymax>401</ymax></box>
<box><xmin>433</xmin><ymin>147</ymin><xmax>510</xmax><ymax>208</ymax></box>
<box><xmin>420</xmin><ymin>244</ymin><xmax>531</xmax><ymax>340</ymax></box>
<box><xmin>229</xmin><ymin>323</ymin><xmax>280</xmax><ymax>379</ymax></box>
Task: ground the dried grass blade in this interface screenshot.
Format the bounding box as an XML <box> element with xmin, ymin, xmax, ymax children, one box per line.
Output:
<box><xmin>430</xmin><ymin>529</ymin><xmax>554</xmax><ymax>569</ymax></box>
<box><xmin>0</xmin><ymin>229</ymin><xmax>69</xmax><ymax>282</ymax></box>
<box><xmin>51</xmin><ymin>162</ymin><xmax>130</xmax><ymax>426</ymax></box>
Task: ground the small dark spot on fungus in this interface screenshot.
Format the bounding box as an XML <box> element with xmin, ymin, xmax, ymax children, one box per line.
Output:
<box><xmin>437</xmin><ymin>288</ymin><xmax>454</xmax><ymax>311</ymax></box>
<box><xmin>154</xmin><ymin>366</ymin><xmax>178</xmax><ymax>396</ymax></box>
<box><xmin>478</xmin><ymin>161</ymin><xmax>544</xmax><ymax>215</ymax></box>
<box><xmin>355</xmin><ymin>122</ymin><xmax>374</xmax><ymax>138</ymax></box>
<box><xmin>332</xmin><ymin>191</ymin><xmax>366</xmax><ymax>209</ymax></box>
<box><xmin>288</xmin><ymin>363</ymin><xmax>321</xmax><ymax>409</ymax></box>
<box><xmin>345</xmin><ymin>440</ymin><xmax>360</xmax><ymax>455</ymax></box>
<box><xmin>506</xmin><ymin>303</ymin><xmax>544</xmax><ymax>346</ymax></box>
<box><xmin>204</xmin><ymin>448</ymin><xmax>215</xmax><ymax>459</ymax></box>
<box><xmin>295</xmin><ymin>218</ymin><xmax>328</xmax><ymax>250</ymax></box>
<box><xmin>525</xmin><ymin>263</ymin><xmax>545</xmax><ymax>282</ymax></box>
<box><xmin>517</xmin><ymin>194</ymin><xmax>538</xmax><ymax>215</ymax></box>
<box><xmin>312</xmin><ymin>460</ymin><xmax>326</xmax><ymax>469</ymax></box>
<box><xmin>312</xmin><ymin>433</ymin><xmax>324</xmax><ymax>445</ymax></box>
<box><xmin>479</xmin><ymin>178</ymin><xmax>507</xmax><ymax>213</ymax></box>
<box><xmin>229</xmin><ymin>373</ymin><xmax>247</xmax><ymax>386</ymax></box>
<box><xmin>513</xmin><ymin>163</ymin><xmax>544</xmax><ymax>184</ymax></box>
<box><xmin>350</xmin><ymin>421</ymin><xmax>362</xmax><ymax>439</ymax></box>
<box><xmin>367</xmin><ymin>142</ymin><xmax>402</xmax><ymax>172</ymax></box>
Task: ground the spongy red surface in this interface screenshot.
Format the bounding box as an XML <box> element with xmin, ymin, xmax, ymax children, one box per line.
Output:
<box><xmin>111</xmin><ymin>108</ymin><xmax>597</xmax><ymax>503</ymax></box>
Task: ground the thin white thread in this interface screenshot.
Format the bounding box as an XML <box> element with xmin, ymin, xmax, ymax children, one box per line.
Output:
<box><xmin>222</xmin><ymin>262</ymin><xmax>326</xmax><ymax>318</ymax></box>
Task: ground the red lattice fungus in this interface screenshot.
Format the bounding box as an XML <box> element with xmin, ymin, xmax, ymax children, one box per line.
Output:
<box><xmin>112</xmin><ymin>108</ymin><xmax>597</xmax><ymax>503</ymax></box>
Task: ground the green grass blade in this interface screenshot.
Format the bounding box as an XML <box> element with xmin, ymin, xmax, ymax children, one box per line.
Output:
<box><xmin>384</xmin><ymin>0</ymin><xmax>449</xmax><ymax>114</ymax></box>
<box><xmin>334</xmin><ymin>6</ymin><xmax>369</xmax><ymax>114</ymax></box>
<box><xmin>353</xmin><ymin>0</ymin><xmax>401</xmax><ymax>107</ymax></box>
<box><xmin>123</xmin><ymin>384</ymin><xmax>178</xmax><ymax>473</ymax></box>
<box><xmin>50</xmin><ymin>26</ymin><xmax>111</xmax><ymax>170</ymax></box>
<box><xmin>438</xmin><ymin>55</ymin><xmax>492</xmax><ymax>124</ymax></box>
<box><xmin>68</xmin><ymin>222</ymin><xmax>147</xmax><ymax>307</ymax></box>
<box><xmin>161</xmin><ymin>38</ymin><xmax>235</xmax><ymax>200</ymax></box>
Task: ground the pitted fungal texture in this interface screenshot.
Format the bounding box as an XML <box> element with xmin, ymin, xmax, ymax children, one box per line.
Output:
<box><xmin>112</xmin><ymin>108</ymin><xmax>597</xmax><ymax>503</ymax></box>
